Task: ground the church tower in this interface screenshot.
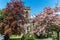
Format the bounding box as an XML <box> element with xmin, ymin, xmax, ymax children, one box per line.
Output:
<box><xmin>24</xmin><ymin>7</ymin><xmax>30</xmax><ymax>34</ymax></box>
<box><xmin>24</xmin><ymin>7</ymin><xmax>30</xmax><ymax>23</ymax></box>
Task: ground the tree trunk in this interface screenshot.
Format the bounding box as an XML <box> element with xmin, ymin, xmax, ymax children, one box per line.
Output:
<box><xmin>57</xmin><ymin>31</ymin><xmax>59</xmax><ymax>40</ymax></box>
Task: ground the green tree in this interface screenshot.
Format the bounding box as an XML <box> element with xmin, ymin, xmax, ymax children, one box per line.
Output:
<box><xmin>0</xmin><ymin>10</ymin><xmax>3</xmax><ymax>22</ymax></box>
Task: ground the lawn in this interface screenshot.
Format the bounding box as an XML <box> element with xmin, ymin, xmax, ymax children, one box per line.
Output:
<box><xmin>10</xmin><ymin>34</ymin><xmax>23</xmax><ymax>40</ymax></box>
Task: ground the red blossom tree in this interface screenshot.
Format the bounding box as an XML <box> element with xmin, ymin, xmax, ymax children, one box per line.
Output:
<box><xmin>0</xmin><ymin>0</ymin><xmax>26</xmax><ymax>35</ymax></box>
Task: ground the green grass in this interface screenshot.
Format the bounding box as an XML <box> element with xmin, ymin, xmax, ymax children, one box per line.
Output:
<box><xmin>10</xmin><ymin>35</ymin><xmax>22</xmax><ymax>40</ymax></box>
<box><xmin>24</xmin><ymin>33</ymin><xmax>36</xmax><ymax>40</ymax></box>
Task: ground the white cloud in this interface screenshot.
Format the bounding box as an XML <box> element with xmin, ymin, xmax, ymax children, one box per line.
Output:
<box><xmin>30</xmin><ymin>15</ymin><xmax>35</xmax><ymax>18</ymax></box>
<box><xmin>53</xmin><ymin>12</ymin><xmax>60</xmax><ymax>14</ymax></box>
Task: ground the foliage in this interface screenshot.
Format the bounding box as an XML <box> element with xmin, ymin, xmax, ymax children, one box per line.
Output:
<box><xmin>24</xmin><ymin>33</ymin><xmax>36</xmax><ymax>40</ymax></box>
<box><xmin>0</xmin><ymin>0</ymin><xmax>26</xmax><ymax>35</ymax></box>
<box><xmin>31</xmin><ymin>6</ymin><xmax>60</xmax><ymax>39</ymax></box>
<box><xmin>0</xmin><ymin>10</ymin><xmax>5</xmax><ymax>34</ymax></box>
<box><xmin>0</xmin><ymin>10</ymin><xmax>5</xmax><ymax>22</ymax></box>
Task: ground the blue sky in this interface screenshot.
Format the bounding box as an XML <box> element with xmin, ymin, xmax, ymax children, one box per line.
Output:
<box><xmin>0</xmin><ymin>0</ymin><xmax>60</xmax><ymax>16</ymax></box>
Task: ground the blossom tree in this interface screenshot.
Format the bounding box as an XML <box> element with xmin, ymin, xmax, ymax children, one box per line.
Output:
<box><xmin>0</xmin><ymin>0</ymin><xmax>26</xmax><ymax>35</ymax></box>
<box><xmin>31</xmin><ymin>6</ymin><xmax>60</xmax><ymax>39</ymax></box>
